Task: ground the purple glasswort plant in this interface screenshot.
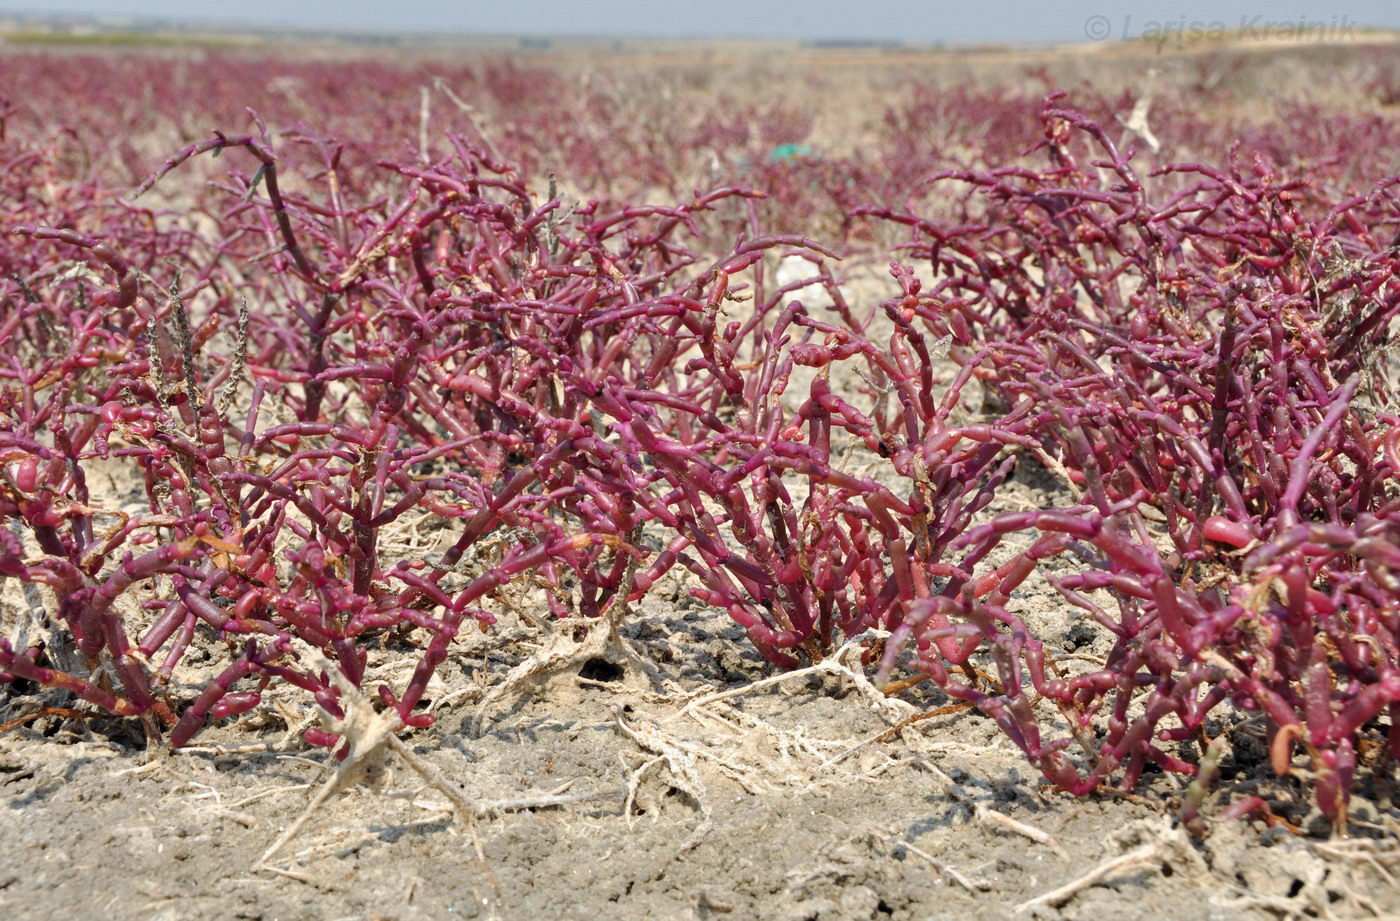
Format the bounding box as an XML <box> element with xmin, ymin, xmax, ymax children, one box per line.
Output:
<box><xmin>861</xmin><ymin>95</ymin><xmax>1400</xmax><ymax>829</ymax></box>
<box><xmin>0</xmin><ymin>109</ymin><xmax>859</xmax><ymax>750</ymax></box>
<box><xmin>584</xmin><ymin>267</ymin><xmax>1032</xmax><ymax>667</ymax></box>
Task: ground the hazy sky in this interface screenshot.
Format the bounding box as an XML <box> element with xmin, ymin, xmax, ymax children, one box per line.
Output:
<box><xmin>5</xmin><ymin>0</ymin><xmax>1399</xmax><ymax>43</ymax></box>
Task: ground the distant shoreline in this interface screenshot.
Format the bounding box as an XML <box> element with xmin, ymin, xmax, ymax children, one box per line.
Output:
<box><xmin>3</xmin><ymin>10</ymin><xmax>1397</xmax><ymax>55</ymax></box>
